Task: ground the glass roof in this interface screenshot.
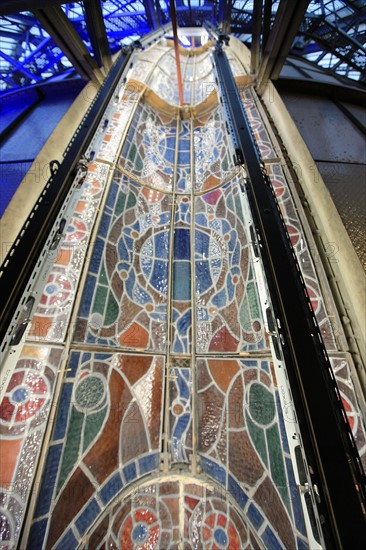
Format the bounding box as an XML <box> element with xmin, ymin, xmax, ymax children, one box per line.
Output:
<box><xmin>0</xmin><ymin>0</ymin><xmax>365</xmax><ymax>93</ymax></box>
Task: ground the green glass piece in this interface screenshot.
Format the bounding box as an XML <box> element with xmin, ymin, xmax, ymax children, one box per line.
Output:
<box><xmin>83</xmin><ymin>406</ymin><xmax>108</xmax><ymax>452</ymax></box>
<box><xmin>249</xmin><ymin>383</ymin><xmax>275</xmax><ymax>425</ymax></box>
<box><xmin>135</xmin><ymin>153</ymin><xmax>143</xmax><ymax>171</ymax></box>
<box><xmin>267</xmin><ymin>424</ymin><xmax>290</xmax><ymax>510</ymax></box>
<box><xmin>247</xmin><ymin>281</ymin><xmax>260</xmax><ymax>319</ymax></box>
<box><xmin>57</xmin><ymin>408</ymin><xmax>83</xmax><ymax>493</ymax></box>
<box><xmin>93</xmin><ymin>286</ymin><xmax>107</xmax><ymax>315</ymax></box>
<box><xmin>128</xmin><ymin>142</ymin><xmax>137</xmax><ymax>162</ymax></box>
<box><xmin>104</xmin><ymin>291</ymin><xmax>119</xmax><ymax>325</ymax></box>
<box><xmin>99</xmin><ymin>263</ymin><xmax>108</xmax><ymax>285</ymax></box>
<box><xmin>239</xmin><ymin>296</ymin><xmax>251</xmax><ymax>332</ymax></box>
<box><xmin>115</xmin><ymin>192</ymin><xmax>126</xmax><ymax>217</ymax></box>
<box><xmin>246</xmin><ymin>413</ymin><xmax>268</xmax><ymax>467</ymax></box>
<box><xmin>75</xmin><ymin>376</ymin><xmax>104</xmax><ymax>410</ymax></box>
<box><xmin>126</xmin><ymin>191</ymin><xmax>137</xmax><ymax>209</ymax></box>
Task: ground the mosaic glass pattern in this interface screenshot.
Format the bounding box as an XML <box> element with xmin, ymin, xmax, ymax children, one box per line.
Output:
<box><xmin>0</xmin><ymin>344</ymin><xmax>63</xmax><ymax>547</ymax></box>
<box><xmin>193</xmin><ymin>107</ymin><xmax>238</xmax><ymax>192</ymax></box>
<box><xmin>5</xmin><ymin>39</ymin><xmax>363</xmax><ymax>549</ymax></box>
<box><xmin>80</xmin><ymin>480</ymin><xmax>264</xmax><ymax>549</ymax></box>
<box><xmin>197</xmin><ymin>357</ymin><xmax>308</xmax><ymax>549</ymax></box>
<box><xmin>169</xmin><ymin>359</ymin><xmax>192</xmax><ymax>463</ymax></box>
<box><xmin>195</xmin><ymin>177</ymin><xmax>269</xmax><ymax>354</ymax></box>
<box><xmin>30</xmin><ymin>351</ymin><xmax>164</xmax><ymax>548</ymax></box>
<box><xmin>120</xmin><ymin>102</ymin><xmax>176</xmax><ymax>192</ymax></box>
<box><xmin>28</xmin><ymin>161</ymin><xmax>111</xmax><ymax>343</ymax></box>
<box><xmin>74</xmin><ymin>172</ymin><xmax>172</xmax><ymax>352</ymax></box>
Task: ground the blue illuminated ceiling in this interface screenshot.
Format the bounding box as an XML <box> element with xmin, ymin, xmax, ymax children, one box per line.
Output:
<box><xmin>0</xmin><ymin>1</ymin><xmax>365</xmax><ymax>93</ymax></box>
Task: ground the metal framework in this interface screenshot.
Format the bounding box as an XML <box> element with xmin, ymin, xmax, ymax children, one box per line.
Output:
<box><xmin>0</xmin><ymin>1</ymin><xmax>365</xmax><ymax>93</ymax></box>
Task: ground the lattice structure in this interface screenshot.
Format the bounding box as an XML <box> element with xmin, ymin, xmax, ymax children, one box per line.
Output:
<box><xmin>0</xmin><ymin>0</ymin><xmax>365</xmax><ymax>93</ymax></box>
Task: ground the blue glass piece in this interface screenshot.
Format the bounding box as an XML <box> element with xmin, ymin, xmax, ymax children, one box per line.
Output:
<box><xmin>125</xmin><ymin>269</ymin><xmax>136</xmax><ymax>297</ymax></box>
<box><xmin>200</xmin><ymin>456</ymin><xmax>226</xmax><ymax>486</ymax></box>
<box><xmin>86</xmin><ymin>333</ymin><xmax>97</xmax><ymax>344</ymax></box>
<box><xmin>232</xmin><ymin>242</ymin><xmax>240</xmax><ymax>265</ymax></box>
<box><xmin>139</xmin><ymin>453</ymin><xmax>159</xmax><ymax>475</ymax></box>
<box><xmin>34</xmin><ymin>444</ymin><xmax>62</xmax><ymax>517</ymax></box>
<box><xmin>214</xmin><ymin>528</ymin><xmax>228</xmax><ymax>546</ymax></box>
<box><xmin>79</xmin><ymin>275</ymin><xmax>96</xmax><ymax>317</ymax></box>
<box><xmin>159</xmin><ymin>213</ymin><xmax>170</xmax><ymax>226</ymax></box>
<box><xmin>45</xmin><ymin>283</ymin><xmax>57</xmax><ymax>294</ymax></box>
<box><xmin>166</xmin><ymin>137</ymin><xmax>175</xmax><ymax>149</ymax></box>
<box><xmin>247</xmin><ymin>503</ymin><xmax>264</xmax><ymax>530</ymax></box>
<box><xmin>154</xmin><ymin>231</ymin><xmax>169</xmax><ymax>258</ymax></box>
<box><xmin>178</xmin><ymin>151</ymin><xmax>190</xmax><ymax>164</ymax></box>
<box><xmin>174</xmin><ymin>228</ymin><xmax>190</xmax><ymax>260</ymax></box>
<box><xmin>132</xmin><ymin>523</ymin><xmax>148</xmax><ymax>543</ymax></box>
<box><xmin>276</xmin><ymin>393</ymin><xmax>289</xmax><ymax>453</ymax></box>
<box><xmin>176</xmin><ymin>370</ymin><xmax>190</xmax><ymax>400</ymax></box>
<box><xmin>195</xmin><ymin>214</ymin><xmax>207</xmax><ymax>227</ymax></box>
<box><xmin>150</xmin><ymin>260</ymin><xmax>168</xmax><ymax>294</ymax></box>
<box><xmin>12</xmin><ymin>387</ymin><xmax>28</xmax><ymax>403</ymax></box>
<box><xmin>67</xmin><ymin>351</ymin><xmax>80</xmax><ymax>378</ymax></box>
<box><xmin>27</xmin><ymin>519</ymin><xmax>48</xmax><ymax>550</ymax></box>
<box><xmin>222</xmin><ymin>219</ymin><xmax>231</xmax><ymax>234</ymax></box>
<box><xmin>286</xmin><ymin>457</ymin><xmax>306</xmax><ymax>534</ymax></box>
<box><xmin>89</xmin><ymin>237</ymin><xmax>104</xmax><ymax>274</ymax></box>
<box><xmin>173</xmin><ymin>337</ymin><xmax>183</xmax><ymax>354</ymax></box>
<box><xmin>173</xmin><ymin>262</ymin><xmax>191</xmax><ymax>301</ymax></box>
<box><xmin>261</xmin><ymin>526</ymin><xmax>282</xmax><ymax>549</ymax></box>
<box><xmin>133</xmin><ymin>284</ymin><xmax>151</xmax><ymax>305</ymax></box>
<box><xmin>177</xmin><ymin>309</ymin><xmax>191</xmax><ymax>334</ymax></box>
<box><xmin>118</xmin><ymin>237</ymin><xmax>130</xmax><ymax>261</ymax></box>
<box><xmin>53</xmin><ymin>384</ymin><xmax>73</xmax><ymax>440</ymax></box>
<box><xmin>106</xmin><ymin>182</ymin><xmax>118</xmax><ymax>209</ymax></box>
<box><xmin>75</xmin><ymin>499</ymin><xmax>101</xmax><ymax>536</ymax></box>
<box><xmin>118</xmin><ymin>261</ymin><xmax>131</xmax><ymax>273</ymax></box>
<box><xmin>228</xmin><ymin>230</ymin><xmax>237</xmax><ymax>251</ymax></box>
<box><xmin>98</xmin><ymin>213</ymin><xmax>111</xmax><ymax>238</ymax></box>
<box><xmin>195</xmin><ymin>230</ymin><xmax>209</xmax><ymax>256</ymax></box>
<box><xmin>100</xmin><ymin>472</ymin><xmax>123</xmax><ymax>505</ymax></box>
<box><xmin>123</xmin><ymin>461</ymin><xmax>137</xmax><ymax>482</ymax></box>
<box><xmin>173</xmin><ymin>413</ymin><xmax>190</xmax><ymax>441</ymax></box>
<box><xmin>228</xmin><ymin>475</ymin><xmax>248</xmax><ymax>509</ymax></box>
<box><xmin>55</xmin><ymin>529</ymin><xmax>78</xmax><ymax>550</ymax></box>
<box><xmin>196</xmin><ymin>261</ymin><xmax>212</xmax><ymax>293</ymax></box>
<box><xmin>212</xmin><ymin>288</ymin><xmax>227</xmax><ymax>308</ymax></box>
<box><xmin>164</xmin><ymin>147</ymin><xmax>175</xmax><ymax>163</ymax></box>
<box><xmin>262</xmin><ymin>360</ymin><xmax>269</xmax><ymax>373</ymax></box>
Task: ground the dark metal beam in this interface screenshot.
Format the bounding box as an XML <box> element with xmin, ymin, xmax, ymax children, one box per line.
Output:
<box><xmin>143</xmin><ymin>0</ymin><xmax>158</xmax><ymax>30</ymax></box>
<box><xmin>257</xmin><ymin>0</ymin><xmax>311</xmax><ymax>94</ymax></box>
<box><xmin>0</xmin><ymin>1</ymin><xmax>74</xmax><ymax>16</ymax></box>
<box><xmin>250</xmin><ymin>0</ymin><xmax>262</xmax><ymax>74</ymax></box>
<box><xmin>84</xmin><ymin>0</ymin><xmax>112</xmax><ymax>70</ymax></box>
<box><xmin>262</xmin><ymin>0</ymin><xmax>272</xmax><ymax>51</ymax></box>
<box><xmin>218</xmin><ymin>0</ymin><xmax>232</xmax><ymax>35</ymax></box>
<box><xmin>33</xmin><ymin>5</ymin><xmax>103</xmax><ymax>83</ymax></box>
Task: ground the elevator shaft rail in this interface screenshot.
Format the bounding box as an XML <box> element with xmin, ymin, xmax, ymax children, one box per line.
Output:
<box><xmin>214</xmin><ymin>45</ymin><xmax>366</xmax><ymax>547</ymax></box>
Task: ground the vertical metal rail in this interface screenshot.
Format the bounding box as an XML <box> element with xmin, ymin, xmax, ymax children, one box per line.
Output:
<box><xmin>214</xmin><ymin>44</ymin><xmax>366</xmax><ymax>548</ymax></box>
